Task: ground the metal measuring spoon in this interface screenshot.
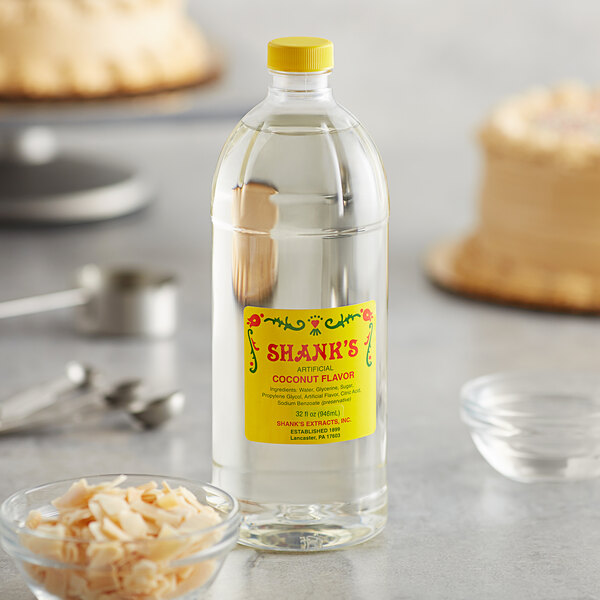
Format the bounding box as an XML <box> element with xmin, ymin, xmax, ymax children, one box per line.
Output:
<box><xmin>0</xmin><ymin>264</ymin><xmax>177</xmax><ymax>338</ymax></box>
<box><xmin>104</xmin><ymin>380</ymin><xmax>186</xmax><ymax>429</ymax></box>
<box><xmin>0</xmin><ymin>377</ymin><xmax>185</xmax><ymax>435</ymax></box>
<box><xmin>0</xmin><ymin>361</ymin><xmax>97</xmax><ymax>425</ymax></box>
<box><xmin>128</xmin><ymin>392</ymin><xmax>186</xmax><ymax>428</ymax></box>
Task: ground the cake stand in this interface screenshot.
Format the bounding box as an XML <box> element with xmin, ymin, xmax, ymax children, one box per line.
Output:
<box><xmin>0</xmin><ymin>90</ymin><xmax>248</xmax><ymax>224</ymax></box>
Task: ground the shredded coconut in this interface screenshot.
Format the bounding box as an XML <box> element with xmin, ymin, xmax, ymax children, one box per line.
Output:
<box><xmin>21</xmin><ymin>477</ymin><xmax>222</xmax><ymax>599</ymax></box>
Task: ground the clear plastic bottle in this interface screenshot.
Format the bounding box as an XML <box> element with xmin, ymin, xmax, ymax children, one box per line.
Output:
<box><xmin>211</xmin><ymin>37</ymin><xmax>389</xmax><ymax>551</ymax></box>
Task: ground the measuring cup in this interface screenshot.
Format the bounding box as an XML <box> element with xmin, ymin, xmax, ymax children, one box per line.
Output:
<box><xmin>0</xmin><ymin>265</ymin><xmax>177</xmax><ymax>338</ymax></box>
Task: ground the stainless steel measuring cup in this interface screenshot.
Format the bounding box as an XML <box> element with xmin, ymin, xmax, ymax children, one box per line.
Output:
<box><xmin>0</xmin><ymin>265</ymin><xmax>177</xmax><ymax>338</ymax></box>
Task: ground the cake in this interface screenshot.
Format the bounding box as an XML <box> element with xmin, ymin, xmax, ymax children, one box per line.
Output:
<box><xmin>0</xmin><ymin>0</ymin><xmax>217</xmax><ymax>100</ymax></box>
<box><xmin>428</xmin><ymin>82</ymin><xmax>600</xmax><ymax>312</ymax></box>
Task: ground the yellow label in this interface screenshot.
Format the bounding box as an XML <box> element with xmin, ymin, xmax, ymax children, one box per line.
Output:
<box><xmin>244</xmin><ymin>301</ymin><xmax>376</xmax><ymax>444</ymax></box>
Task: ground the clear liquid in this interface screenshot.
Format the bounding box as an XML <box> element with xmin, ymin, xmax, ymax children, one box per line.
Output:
<box><xmin>212</xmin><ymin>118</ymin><xmax>388</xmax><ymax>550</ymax></box>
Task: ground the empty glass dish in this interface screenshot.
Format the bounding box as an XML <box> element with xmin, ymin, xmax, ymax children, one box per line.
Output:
<box><xmin>461</xmin><ymin>371</ymin><xmax>600</xmax><ymax>482</ymax></box>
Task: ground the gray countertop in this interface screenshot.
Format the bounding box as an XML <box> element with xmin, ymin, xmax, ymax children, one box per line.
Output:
<box><xmin>3</xmin><ymin>1</ymin><xmax>600</xmax><ymax>597</ymax></box>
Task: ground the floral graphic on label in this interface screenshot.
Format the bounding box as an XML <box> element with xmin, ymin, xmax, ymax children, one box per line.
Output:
<box><xmin>246</xmin><ymin>313</ymin><xmax>263</xmax><ymax>373</ymax></box>
<box><xmin>263</xmin><ymin>315</ymin><xmax>305</xmax><ymax>331</ymax></box>
<box><xmin>361</xmin><ymin>308</ymin><xmax>374</xmax><ymax>367</ymax></box>
<box><xmin>324</xmin><ymin>311</ymin><xmax>362</xmax><ymax>330</ymax></box>
<box><xmin>309</xmin><ymin>315</ymin><xmax>322</xmax><ymax>336</ymax></box>
<box><xmin>246</xmin><ymin>313</ymin><xmax>262</xmax><ymax>328</ymax></box>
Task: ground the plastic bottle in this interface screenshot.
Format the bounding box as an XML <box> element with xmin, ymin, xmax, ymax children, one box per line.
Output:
<box><xmin>211</xmin><ymin>37</ymin><xmax>389</xmax><ymax>551</ymax></box>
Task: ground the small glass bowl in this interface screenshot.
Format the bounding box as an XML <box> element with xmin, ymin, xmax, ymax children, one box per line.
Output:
<box><xmin>461</xmin><ymin>372</ymin><xmax>600</xmax><ymax>482</ymax></box>
<box><xmin>0</xmin><ymin>474</ymin><xmax>240</xmax><ymax>600</ymax></box>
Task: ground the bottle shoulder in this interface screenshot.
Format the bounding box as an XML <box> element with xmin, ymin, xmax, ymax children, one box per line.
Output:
<box><xmin>211</xmin><ymin>94</ymin><xmax>389</xmax><ymax>228</ymax></box>
<box><xmin>240</xmin><ymin>94</ymin><xmax>360</xmax><ymax>134</ymax></box>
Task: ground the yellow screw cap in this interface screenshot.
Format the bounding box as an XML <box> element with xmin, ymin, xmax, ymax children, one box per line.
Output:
<box><xmin>267</xmin><ymin>37</ymin><xmax>334</xmax><ymax>73</ymax></box>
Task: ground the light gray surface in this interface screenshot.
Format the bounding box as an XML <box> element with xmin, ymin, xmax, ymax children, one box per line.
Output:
<box><xmin>3</xmin><ymin>1</ymin><xmax>600</xmax><ymax>598</ymax></box>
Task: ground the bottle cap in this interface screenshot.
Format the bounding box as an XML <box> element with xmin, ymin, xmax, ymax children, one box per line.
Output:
<box><xmin>267</xmin><ymin>37</ymin><xmax>334</xmax><ymax>73</ymax></box>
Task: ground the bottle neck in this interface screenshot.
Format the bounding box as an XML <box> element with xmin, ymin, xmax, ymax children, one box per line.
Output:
<box><xmin>268</xmin><ymin>70</ymin><xmax>333</xmax><ymax>100</ymax></box>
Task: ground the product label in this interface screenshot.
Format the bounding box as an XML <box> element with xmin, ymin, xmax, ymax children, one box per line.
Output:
<box><xmin>244</xmin><ymin>301</ymin><xmax>376</xmax><ymax>444</ymax></box>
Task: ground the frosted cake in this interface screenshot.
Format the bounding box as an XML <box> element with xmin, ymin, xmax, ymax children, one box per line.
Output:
<box><xmin>428</xmin><ymin>82</ymin><xmax>600</xmax><ymax>312</ymax></box>
<box><xmin>0</xmin><ymin>0</ymin><xmax>216</xmax><ymax>100</ymax></box>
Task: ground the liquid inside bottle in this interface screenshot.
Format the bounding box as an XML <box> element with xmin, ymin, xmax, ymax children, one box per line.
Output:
<box><xmin>211</xmin><ymin>37</ymin><xmax>389</xmax><ymax>551</ymax></box>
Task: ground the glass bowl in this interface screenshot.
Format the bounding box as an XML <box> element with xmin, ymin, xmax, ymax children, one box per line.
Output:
<box><xmin>461</xmin><ymin>372</ymin><xmax>600</xmax><ymax>482</ymax></box>
<box><xmin>0</xmin><ymin>474</ymin><xmax>240</xmax><ymax>600</ymax></box>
